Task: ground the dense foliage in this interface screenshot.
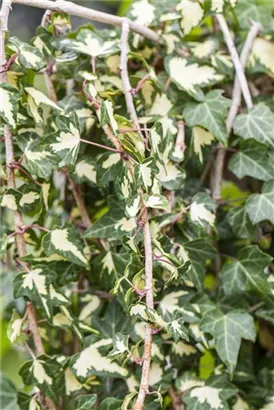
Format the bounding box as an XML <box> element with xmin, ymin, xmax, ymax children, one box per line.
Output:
<box><xmin>1</xmin><ymin>0</ymin><xmax>274</xmax><ymax>409</ymax></box>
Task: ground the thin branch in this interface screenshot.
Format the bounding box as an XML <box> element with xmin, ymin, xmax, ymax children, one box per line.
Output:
<box><xmin>119</xmin><ymin>17</ymin><xmax>154</xmax><ymax>410</ymax></box>
<box><xmin>216</xmin><ymin>14</ymin><xmax>253</xmax><ymax>110</ymax></box>
<box><xmin>120</xmin><ymin>19</ymin><xmax>142</xmax><ymax>137</ymax></box>
<box><xmin>173</xmin><ymin>120</ymin><xmax>186</xmax><ymax>161</ymax></box>
<box><xmin>13</xmin><ymin>0</ymin><xmax>159</xmax><ymax>42</ymax></box>
<box><xmin>211</xmin><ymin>19</ymin><xmax>259</xmax><ymax>201</ymax></box>
<box><xmin>67</xmin><ymin>175</ymin><xmax>91</xmax><ymax>228</ymax></box>
<box><xmin>80</xmin><ymin>138</ymin><xmax>123</xmax><ymax>154</ymax></box>
<box><xmin>169</xmin><ymin>387</ymin><xmax>184</xmax><ymax>410</ymax></box>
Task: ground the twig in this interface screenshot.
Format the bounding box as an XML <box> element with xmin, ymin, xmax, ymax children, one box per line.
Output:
<box><xmin>24</xmin><ymin>341</ymin><xmax>36</xmax><ymax>360</ymax></box>
<box><xmin>173</xmin><ymin>120</ymin><xmax>185</xmax><ymax>162</ymax></box>
<box><xmin>169</xmin><ymin>387</ymin><xmax>184</xmax><ymax>410</ymax></box>
<box><xmin>67</xmin><ymin>175</ymin><xmax>91</xmax><ymax>228</ymax></box>
<box><xmin>131</xmin><ymin>73</ymin><xmax>150</xmax><ymax>95</ymax></box>
<box><xmin>120</xmin><ymin>19</ymin><xmax>142</xmax><ymax>137</ymax></box>
<box><xmin>211</xmin><ymin>18</ymin><xmax>259</xmax><ymax>201</ymax></box>
<box><xmin>80</xmin><ymin>138</ymin><xmax>123</xmax><ymax>154</ymax></box>
<box><xmin>13</xmin><ymin>0</ymin><xmax>159</xmax><ymax>42</ymax></box>
<box><xmin>119</xmin><ymin>17</ymin><xmax>154</xmax><ymax>410</ymax></box>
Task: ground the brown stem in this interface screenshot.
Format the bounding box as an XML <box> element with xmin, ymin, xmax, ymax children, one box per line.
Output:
<box><xmin>80</xmin><ymin>138</ymin><xmax>123</xmax><ymax>153</ymax></box>
<box><xmin>169</xmin><ymin>387</ymin><xmax>184</xmax><ymax>410</ymax></box>
<box><xmin>67</xmin><ymin>175</ymin><xmax>91</xmax><ymax>228</ymax></box>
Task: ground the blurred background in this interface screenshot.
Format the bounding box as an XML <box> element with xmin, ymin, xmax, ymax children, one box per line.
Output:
<box><xmin>8</xmin><ymin>0</ymin><xmax>132</xmax><ymax>39</ymax></box>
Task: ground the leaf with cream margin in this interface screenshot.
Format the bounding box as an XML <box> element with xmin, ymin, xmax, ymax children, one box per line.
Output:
<box><xmin>249</xmin><ymin>38</ymin><xmax>274</xmax><ymax>75</ymax></box>
<box><xmin>190</xmin><ymin>193</ymin><xmax>216</xmax><ymax>227</ymax></box>
<box><xmin>44</xmin><ymin>113</ymin><xmax>81</xmax><ymax>167</ymax></box>
<box><xmin>17</xmin><ymin>133</ymin><xmax>55</xmax><ymax>180</ymax></box>
<box><xmin>245</xmin><ymin>180</ymin><xmax>274</xmax><ymax>225</ymax></box>
<box><xmin>115</xmin><ymin>166</ymin><xmax>135</xmax><ymax>201</ymax></box>
<box><xmin>192</xmin><ymin>127</ymin><xmax>215</xmax><ymax>163</ymax></box>
<box><xmin>64</xmin><ymin>29</ymin><xmax>118</xmax><ymax>58</ymax></box>
<box><xmin>43</xmin><ymin>225</ymin><xmax>88</xmax><ymax>267</ymax></box>
<box><xmin>25</xmin><ymin>87</ymin><xmax>62</xmax><ymax>112</ymax></box>
<box><xmin>219</xmin><ymin>245</ymin><xmax>274</xmax><ymax>305</ymax></box>
<box><xmin>176</xmin><ymin>0</ymin><xmax>204</xmax><ymax>35</ymax></box>
<box><xmin>165</xmin><ymin>57</ymin><xmax>224</xmax><ymax>101</ymax></box>
<box><xmin>148</xmin><ymin>93</ymin><xmax>173</xmax><ymax>117</ymax></box>
<box><xmin>211</xmin><ymin>0</ymin><xmax>238</xmax><ymax>14</ymax></box>
<box><xmin>71</xmin><ymin>339</ymin><xmax>128</xmax><ymax>382</ymax></box>
<box><xmin>184</xmin><ymin>90</ymin><xmax>231</xmax><ymax>144</ymax></box>
<box><xmin>75</xmin><ymin>394</ymin><xmax>97</xmax><ymax>410</ymax></box>
<box><xmin>130</xmin><ymin>0</ymin><xmax>155</xmax><ymax>26</ymax></box>
<box><xmin>125</xmin><ymin>194</ymin><xmax>141</xmax><ymax>218</ymax></box>
<box><xmin>72</xmin><ymin>157</ymin><xmax>97</xmax><ymax>184</ymax></box>
<box><xmin>190</xmin><ymin>39</ymin><xmax>218</xmax><ymax>60</ymax></box>
<box><xmin>167</xmin><ymin>312</ymin><xmax>189</xmax><ymax>342</ymax></box>
<box><xmin>99</xmin><ymin>100</ymin><xmax>119</xmax><ymax>135</ymax></box>
<box><xmin>229</xmin><ymin>140</ymin><xmax>274</xmax><ymax>181</ymax></box>
<box><xmin>200</xmin><ymin>307</ymin><xmax>256</xmax><ymax>373</ymax></box>
<box><xmin>96</xmin><ymin>152</ymin><xmax>123</xmax><ymax>185</ymax></box>
<box><xmin>116</xmin><ymin>115</ymin><xmax>145</xmax><ymax>163</ymax></box>
<box><xmin>9</xmin><ymin>36</ymin><xmax>46</xmax><ymax>71</ymax></box>
<box><xmin>84</xmin><ymin>197</ymin><xmax>137</xmax><ymax>239</ymax></box>
<box><xmin>0</xmin><ymin>83</ymin><xmax>19</xmax><ymax>128</ymax></box>
<box><xmin>233</xmin><ymin>104</ymin><xmax>274</xmax><ymax>148</ymax></box>
<box><xmin>183</xmin><ymin>374</ymin><xmax>238</xmax><ymax>410</ymax></box>
<box><xmin>19</xmin><ymin>355</ymin><xmax>64</xmax><ymax>401</ymax></box>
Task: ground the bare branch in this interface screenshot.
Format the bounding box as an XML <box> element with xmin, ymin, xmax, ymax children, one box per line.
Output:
<box><xmin>211</xmin><ymin>19</ymin><xmax>260</xmax><ymax>201</ymax></box>
<box><xmin>216</xmin><ymin>14</ymin><xmax>253</xmax><ymax>110</ymax></box>
<box><xmin>67</xmin><ymin>175</ymin><xmax>91</xmax><ymax>229</ymax></box>
<box><xmin>13</xmin><ymin>0</ymin><xmax>159</xmax><ymax>42</ymax></box>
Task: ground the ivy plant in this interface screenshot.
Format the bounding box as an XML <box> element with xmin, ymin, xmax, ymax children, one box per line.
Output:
<box><xmin>1</xmin><ymin>0</ymin><xmax>274</xmax><ymax>409</ymax></box>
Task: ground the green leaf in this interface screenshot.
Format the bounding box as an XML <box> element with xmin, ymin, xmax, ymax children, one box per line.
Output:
<box><xmin>99</xmin><ymin>398</ymin><xmax>123</xmax><ymax>410</ymax></box>
<box><xmin>184</xmin><ymin>90</ymin><xmax>231</xmax><ymax>144</ymax></box>
<box><xmin>165</xmin><ymin>57</ymin><xmax>224</xmax><ymax>100</ymax></box>
<box><xmin>227</xmin><ymin>206</ymin><xmax>256</xmax><ymax>240</ymax></box>
<box><xmin>0</xmin><ymin>83</ymin><xmax>19</xmax><ymax>128</ymax></box>
<box><xmin>96</xmin><ymin>152</ymin><xmax>123</xmax><ymax>185</ymax></box>
<box><xmin>245</xmin><ymin>180</ymin><xmax>274</xmax><ymax>224</ymax></box>
<box><xmin>84</xmin><ymin>197</ymin><xmax>137</xmax><ymax>239</ymax></box>
<box><xmin>183</xmin><ymin>375</ymin><xmax>238</xmax><ymax>409</ymax></box>
<box><xmin>19</xmin><ymin>355</ymin><xmax>64</xmax><ymax>402</ymax></box>
<box><xmin>219</xmin><ymin>245</ymin><xmax>273</xmax><ymax>305</ymax></box>
<box><xmin>235</xmin><ymin>0</ymin><xmax>270</xmax><ymax>29</ymax></box>
<box><xmin>75</xmin><ymin>394</ymin><xmax>97</xmax><ymax>410</ymax></box>
<box><xmin>17</xmin><ymin>393</ymin><xmax>42</xmax><ymax>410</ymax></box>
<box><xmin>167</xmin><ymin>312</ymin><xmax>189</xmax><ymax>343</ymax></box>
<box><xmin>43</xmin><ymin>225</ymin><xmax>88</xmax><ymax>267</ymax></box>
<box><xmin>189</xmin><ymin>193</ymin><xmax>216</xmax><ymax>227</ymax></box>
<box><xmin>25</xmin><ymin>87</ymin><xmax>62</xmax><ymax>112</ymax></box>
<box><xmin>134</xmin><ymin>157</ymin><xmax>159</xmax><ymax>192</ymax></box>
<box><xmin>0</xmin><ymin>376</ymin><xmax>20</xmax><ymax>410</ymax></box>
<box><xmin>233</xmin><ymin>104</ymin><xmax>274</xmax><ymax>148</ymax></box>
<box><xmin>143</xmin><ymin>194</ymin><xmax>169</xmax><ymax>210</ymax></box>
<box><xmin>201</xmin><ymin>308</ymin><xmax>256</xmax><ymax>373</ymax></box>
<box><xmin>229</xmin><ymin>140</ymin><xmax>274</xmax><ymax>181</ymax></box>
<box><xmin>9</xmin><ymin>36</ymin><xmax>46</xmax><ymax>71</ymax></box>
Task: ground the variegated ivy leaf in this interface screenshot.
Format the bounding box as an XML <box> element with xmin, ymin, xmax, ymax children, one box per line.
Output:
<box><xmin>220</xmin><ymin>245</ymin><xmax>273</xmax><ymax>305</ymax></box>
<box><xmin>249</xmin><ymin>38</ymin><xmax>274</xmax><ymax>75</ymax></box>
<box><xmin>1</xmin><ymin>185</ymin><xmax>41</xmax><ymax>215</ymax></box>
<box><xmin>183</xmin><ymin>375</ymin><xmax>238</xmax><ymax>410</ymax></box>
<box><xmin>0</xmin><ymin>83</ymin><xmax>19</xmax><ymax>128</ymax></box>
<box><xmin>211</xmin><ymin>0</ymin><xmax>238</xmax><ymax>14</ymax></box>
<box><xmin>115</xmin><ymin>165</ymin><xmax>135</xmax><ymax>201</ymax></box>
<box><xmin>9</xmin><ymin>36</ymin><xmax>46</xmax><ymax>71</ymax></box>
<box><xmin>64</xmin><ymin>29</ymin><xmax>118</xmax><ymax>58</ymax></box>
<box><xmin>130</xmin><ymin>0</ymin><xmax>155</xmax><ymax>27</ymax></box>
<box><xmin>134</xmin><ymin>157</ymin><xmax>159</xmax><ymax>192</ymax></box>
<box><xmin>192</xmin><ymin>127</ymin><xmax>215</xmax><ymax>163</ymax></box>
<box><xmin>245</xmin><ymin>180</ymin><xmax>274</xmax><ymax>225</ymax></box>
<box><xmin>13</xmin><ymin>265</ymin><xmax>68</xmax><ymax>319</ymax></box>
<box><xmin>143</xmin><ymin>194</ymin><xmax>169</xmax><ymax>210</ymax></box>
<box><xmin>157</xmin><ymin>147</ymin><xmax>185</xmax><ymax>190</ymax></box>
<box><xmin>229</xmin><ymin>140</ymin><xmax>274</xmax><ymax>181</ymax></box>
<box><xmin>176</xmin><ymin>0</ymin><xmax>204</xmax><ymax>35</ymax></box>
<box><xmin>44</xmin><ymin>113</ymin><xmax>81</xmax><ymax>167</ymax></box>
<box><xmin>125</xmin><ymin>194</ymin><xmax>141</xmax><ymax>218</ymax></box>
<box><xmin>184</xmin><ymin>90</ymin><xmax>231</xmax><ymax>144</ymax></box>
<box><xmin>84</xmin><ymin>197</ymin><xmax>137</xmax><ymax>239</ymax></box>
<box><xmin>55</xmin><ymin>305</ymin><xmax>98</xmax><ymax>340</ymax></box>
<box><xmin>166</xmin><ymin>312</ymin><xmax>189</xmax><ymax>343</ymax></box>
<box><xmin>200</xmin><ymin>304</ymin><xmax>256</xmax><ymax>373</ymax></box>
<box><xmin>71</xmin><ymin>339</ymin><xmax>128</xmax><ymax>382</ymax></box>
<box><xmin>17</xmin><ymin>393</ymin><xmax>42</xmax><ymax>410</ymax></box>
<box><xmin>49</xmin><ymin>12</ymin><xmax>72</xmax><ymax>34</ymax></box>
<box><xmin>108</xmin><ymin>333</ymin><xmax>129</xmax><ymax>359</ymax></box>
<box><xmin>165</xmin><ymin>57</ymin><xmax>224</xmax><ymax>101</ymax></box>
<box><xmin>116</xmin><ymin>115</ymin><xmax>145</xmax><ymax>163</ymax></box>
<box><xmin>233</xmin><ymin>104</ymin><xmax>274</xmax><ymax>148</ymax></box>
<box><xmin>17</xmin><ymin>134</ymin><xmax>55</xmax><ymax>180</ymax></box>
<box><xmin>75</xmin><ymin>394</ymin><xmax>97</xmax><ymax>410</ymax></box>
<box><xmin>25</xmin><ymin>87</ymin><xmax>62</xmax><ymax>112</ymax></box>
<box><xmin>99</xmin><ymin>100</ymin><xmax>119</xmax><ymax>135</ymax></box>
<box><xmin>190</xmin><ymin>39</ymin><xmax>218</xmax><ymax>60</ymax></box>
<box><xmin>43</xmin><ymin>225</ymin><xmax>88</xmax><ymax>267</ymax></box>
<box><xmin>96</xmin><ymin>152</ymin><xmax>122</xmax><ymax>185</ymax></box>
<box><xmin>72</xmin><ymin>157</ymin><xmax>97</xmax><ymax>185</ymax></box>
<box><xmin>7</xmin><ymin>310</ymin><xmax>26</xmax><ymax>344</ymax></box>
<box><xmin>19</xmin><ymin>355</ymin><xmax>64</xmax><ymax>402</ymax></box>
<box><xmin>190</xmin><ymin>193</ymin><xmax>216</xmax><ymax>227</ymax></box>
